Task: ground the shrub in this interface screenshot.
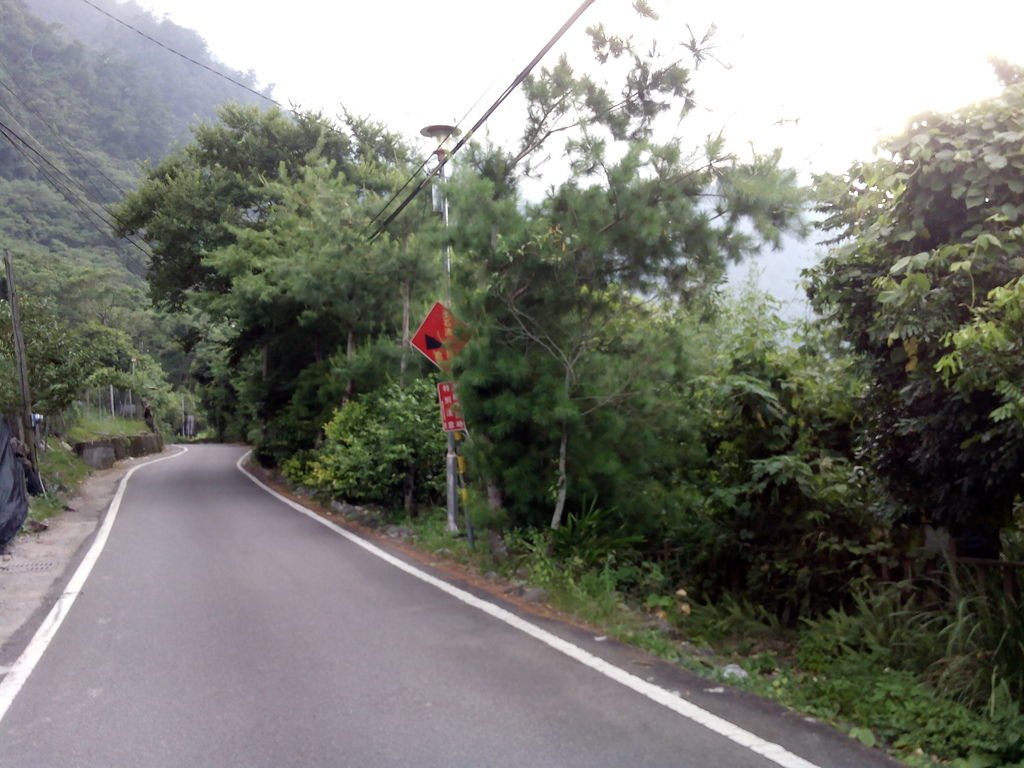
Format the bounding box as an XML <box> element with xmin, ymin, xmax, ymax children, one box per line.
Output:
<box><xmin>284</xmin><ymin>378</ymin><xmax>445</xmax><ymax>511</ymax></box>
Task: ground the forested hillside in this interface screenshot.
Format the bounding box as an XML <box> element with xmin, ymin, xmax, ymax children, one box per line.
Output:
<box><xmin>0</xmin><ymin>0</ymin><xmax>265</xmax><ymax>418</ymax></box>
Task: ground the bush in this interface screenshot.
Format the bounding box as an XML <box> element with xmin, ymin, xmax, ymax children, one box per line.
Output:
<box><xmin>284</xmin><ymin>378</ymin><xmax>445</xmax><ymax>511</ymax></box>
<box><xmin>795</xmin><ymin>576</ymin><xmax>1024</xmax><ymax>765</ymax></box>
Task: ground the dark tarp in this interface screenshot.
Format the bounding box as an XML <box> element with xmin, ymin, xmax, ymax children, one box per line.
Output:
<box><xmin>0</xmin><ymin>420</ymin><xmax>29</xmax><ymax>550</ymax></box>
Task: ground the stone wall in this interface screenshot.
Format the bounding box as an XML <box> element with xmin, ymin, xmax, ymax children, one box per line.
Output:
<box><xmin>74</xmin><ymin>433</ymin><xmax>164</xmax><ymax>470</ymax></box>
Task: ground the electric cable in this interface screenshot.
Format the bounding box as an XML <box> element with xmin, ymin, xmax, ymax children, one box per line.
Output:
<box><xmin>367</xmin><ymin>0</ymin><xmax>597</xmax><ymax>242</ymax></box>
<box><xmin>0</xmin><ymin>113</ymin><xmax>150</xmax><ymax>253</ymax></box>
<box><xmin>0</xmin><ymin>114</ymin><xmax>126</xmax><ymax>233</ymax></box>
<box><xmin>366</xmin><ymin>80</ymin><xmax>496</xmax><ymax>229</ymax></box>
<box><xmin>74</xmin><ymin>0</ymin><xmax>398</xmax><ymax>212</ymax></box>
<box><xmin>0</xmin><ymin>75</ymin><xmax>128</xmax><ymax>197</ymax></box>
<box><xmin>0</xmin><ymin>117</ymin><xmax>151</xmax><ymax>270</ymax></box>
<box><xmin>0</xmin><ymin>89</ymin><xmax>112</xmax><ymax>204</ymax></box>
<box><xmin>76</xmin><ymin>0</ymin><xmax>277</xmax><ymax>109</ymax></box>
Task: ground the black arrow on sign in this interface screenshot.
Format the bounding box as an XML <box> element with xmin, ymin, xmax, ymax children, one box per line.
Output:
<box><xmin>425</xmin><ymin>335</ymin><xmax>443</xmax><ymax>350</ymax></box>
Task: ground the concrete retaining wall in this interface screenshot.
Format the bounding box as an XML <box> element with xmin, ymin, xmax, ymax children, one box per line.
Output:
<box><xmin>74</xmin><ymin>433</ymin><xmax>164</xmax><ymax>470</ymax></box>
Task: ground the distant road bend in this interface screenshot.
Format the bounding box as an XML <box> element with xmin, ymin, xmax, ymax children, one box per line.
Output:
<box><xmin>0</xmin><ymin>444</ymin><xmax>895</xmax><ymax>768</ymax></box>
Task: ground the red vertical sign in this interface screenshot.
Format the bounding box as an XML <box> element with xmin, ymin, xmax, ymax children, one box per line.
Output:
<box><xmin>437</xmin><ymin>381</ymin><xmax>465</xmax><ymax>433</ymax></box>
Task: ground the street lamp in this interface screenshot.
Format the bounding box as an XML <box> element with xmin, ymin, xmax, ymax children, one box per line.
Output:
<box><xmin>420</xmin><ymin>124</ymin><xmax>460</xmax><ymax>302</ymax></box>
<box><xmin>421</xmin><ymin>123</ymin><xmax>465</xmax><ymax>537</ymax></box>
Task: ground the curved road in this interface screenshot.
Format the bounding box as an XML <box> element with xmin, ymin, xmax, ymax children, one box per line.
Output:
<box><xmin>0</xmin><ymin>445</ymin><xmax>894</xmax><ymax>767</ymax></box>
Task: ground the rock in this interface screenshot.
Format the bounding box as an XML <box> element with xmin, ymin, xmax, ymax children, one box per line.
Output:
<box><xmin>385</xmin><ymin>525</ymin><xmax>414</xmax><ymax>542</ymax></box>
<box><xmin>522</xmin><ymin>587</ymin><xmax>549</xmax><ymax>604</ymax></box>
<box><xmin>643</xmin><ymin>616</ymin><xmax>675</xmax><ymax>636</ymax></box>
<box><xmin>22</xmin><ymin>520</ymin><xmax>48</xmax><ymax>534</ymax></box>
<box><xmin>679</xmin><ymin>640</ymin><xmax>716</xmax><ymax>659</ymax></box>
<box><xmin>720</xmin><ymin>663</ymin><xmax>750</xmax><ymax>681</ymax></box>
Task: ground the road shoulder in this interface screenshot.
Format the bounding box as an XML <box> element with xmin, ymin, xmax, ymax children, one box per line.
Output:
<box><xmin>0</xmin><ymin>448</ymin><xmax>177</xmax><ymax>670</ymax></box>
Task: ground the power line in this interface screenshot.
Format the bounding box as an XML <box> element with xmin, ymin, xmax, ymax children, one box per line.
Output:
<box><xmin>0</xmin><ymin>80</ymin><xmax>123</xmax><ymax>203</ymax></box>
<box><xmin>73</xmin><ymin>0</ymin><xmax>399</xmax><ymax>198</ymax></box>
<box><xmin>76</xmin><ymin>0</ymin><xmax>278</xmax><ymax>109</ymax></box>
<box><xmin>366</xmin><ymin>81</ymin><xmax>496</xmax><ymax>230</ymax></box>
<box><xmin>368</xmin><ymin>0</ymin><xmax>597</xmax><ymax>242</ymax></box>
<box><xmin>0</xmin><ymin>75</ymin><xmax>128</xmax><ymax>197</ymax></box>
<box><xmin>0</xmin><ymin>116</ymin><xmax>151</xmax><ymax>271</ymax></box>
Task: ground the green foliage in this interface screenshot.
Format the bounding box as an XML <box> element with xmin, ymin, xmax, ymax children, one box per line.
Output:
<box><xmin>1</xmin><ymin>293</ymin><xmax>99</xmax><ymax>415</ymax></box>
<box><xmin>808</xmin><ymin>75</ymin><xmax>1024</xmax><ymax>529</ymax></box>
<box><xmin>662</xmin><ymin>289</ymin><xmax>890</xmax><ymax>620</ymax></box>
<box><xmin>115</xmin><ymin>106</ymin><xmax>436</xmax><ymax>457</ymax></box>
<box><xmin>283</xmin><ymin>379</ymin><xmax>445</xmax><ymax>510</ymax></box>
<box><xmin>0</xmin><ymin>0</ymin><xmax>278</xmax><ymax>436</ymax></box>
<box><xmin>29</xmin><ymin>441</ymin><xmax>89</xmax><ymax>522</ymax></box>
<box><xmin>64</xmin><ymin>411</ymin><xmax>147</xmax><ymax>443</ymax></box>
<box><xmin>451</xmin><ymin>14</ymin><xmax>806</xmax><ymax>538</ymax></box>
<box><xmin>549</xmin><ymin>499</ymin><xmax>644</xmax><ymax>569</ymax></box>
<box><xmin>113</xmin><ymin>106</ymin><xmax>416</xmax><ymax>309</ymax></box>
<box><xmin>3</xmin><ymin>0</ymin><xmax>266</xmax><ymax>174</ymax></box>
<box><xmin>792</xmin><ymin>571</ymin><xmax>1024</xmax><ymax>765</ymax></box>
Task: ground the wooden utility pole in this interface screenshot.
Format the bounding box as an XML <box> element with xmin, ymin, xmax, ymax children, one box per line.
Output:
<box><xmin>3</xmin><ymin>248</ymin><xmax>37</xmax><ymax>473</ymax></box>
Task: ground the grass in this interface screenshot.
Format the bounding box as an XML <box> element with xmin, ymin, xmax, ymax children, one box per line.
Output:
<box><xmin>66</xmin><ymin>412</ymin><xmax>148</xmax><ymax>443</ymax></box>
<box><xmin>25</xmin><ymin>410</ymin><xmax>140</xmax><ymax>523</ymax></box>
<box><xmin>28</xmin><ymin>440</ymin><xmax>90</xmax><ymax>523</ymax></box>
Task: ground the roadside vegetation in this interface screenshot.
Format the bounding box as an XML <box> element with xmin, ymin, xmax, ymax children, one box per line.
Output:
<box><xmin>26</xmin><ymin>411</ymin><xmax>152</xmax><ymax>523</ymax></box>
<box><xmin>2</xmin><ymin>0</ymin><xmax>1023</xmax><ymax>763</ymax></box>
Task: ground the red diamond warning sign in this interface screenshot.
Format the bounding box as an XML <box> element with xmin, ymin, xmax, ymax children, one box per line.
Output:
<box><xmin>410</xmin><ymin>302</ymin><xmax>465</xmax><ymax>370</ymax></box>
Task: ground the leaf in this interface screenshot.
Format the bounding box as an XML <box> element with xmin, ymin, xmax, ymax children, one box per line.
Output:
<box><xmin>890</xmin><ymin>256</ymin><xmax>912</xmax><ymax>275</ymax></box>
<box><xmin>849</xmin><ymin>727</ymin><xmax>877</xmax><ymax>748</ymax></box>
<box><xmin>984</xmin><ymin>153</ymin><xmax>1008</xmax><ymax>170</ymax></box>
<box><xmin>909</xmin><ymin>252</ymin><xmax>931</xmax><ymax>271</ymax></box>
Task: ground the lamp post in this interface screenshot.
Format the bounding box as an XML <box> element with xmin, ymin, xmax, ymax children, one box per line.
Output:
<box><xmin>421</xmin><ymin>124</ymin><xmax>464</xmax><ymax>536</ymax></box>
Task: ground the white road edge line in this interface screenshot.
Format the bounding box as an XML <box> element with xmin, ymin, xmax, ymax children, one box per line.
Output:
<box><xmin>236</xmin><ymin>450</ymin><xmax>823</xmax><ymax>768</ymax></box>
<box><xmin>0</xmin><ymin>446</ymin><xmax>189</xmax><ymax>724</ymax></box>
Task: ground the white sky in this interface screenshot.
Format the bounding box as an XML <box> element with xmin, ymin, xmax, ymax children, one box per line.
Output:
<box><xmin>126</xmin><ymin>0</ymin><xmax>1024</xmax><ymax>179</ymax></box>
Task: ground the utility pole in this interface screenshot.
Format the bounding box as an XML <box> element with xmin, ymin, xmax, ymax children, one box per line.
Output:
<box><xmin>420</xmin><ymin>124</ymin><xmax>472</xmax><ymax>544</ymax></box>
<box><xmin>3</xmin><ymin>248</ymin><xmax>37</xmax><ymax>474</ymax></box>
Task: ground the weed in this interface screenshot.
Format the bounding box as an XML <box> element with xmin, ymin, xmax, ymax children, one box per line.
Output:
<box><xmin>66</xmin><ymin>413</ymin><xmax>148</xmax><ymax>443</ymax></box>
<box><xmin>29</xmin><ymin>442</ymin><xmax>89</xmax><ymax>522</ymax></box>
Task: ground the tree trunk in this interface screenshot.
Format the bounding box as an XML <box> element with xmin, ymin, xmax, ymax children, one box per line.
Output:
<box><xmin>344</xmin><ymin>329</ymin><xmax>356</xmax><ymax>402</ymax></box>
<box><xmin>399</xmin><ymin>279</ymin><xmax>411</xmax><ymax>387</ymax></box>
<box><xmin>403</xmin><ymin>466</ymin><xmax>416</xmax><ymax>517</ymax></box>
<box><xmin>486</xmin><ymin>481</ymin><xmax>504</xmax><ymax>512</ymax></box>
<box><xmin>550</xmin><ymin>365</ymin><xmax>573</xmax><ymax>530</ymax></box>
<box><xmin>550</xmin><ymin>419</ymin><xmax>569</xmax><ymax>530</ymax></box>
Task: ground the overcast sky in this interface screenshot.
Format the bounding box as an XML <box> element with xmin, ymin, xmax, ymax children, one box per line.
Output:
<box><xmin>125</xmin><ymin>0</ymin><xmax>1023</xmax><ymax>177</ymax></box>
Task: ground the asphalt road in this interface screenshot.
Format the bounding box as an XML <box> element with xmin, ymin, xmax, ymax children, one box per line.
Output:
<box><xmin>0</xmin><ymin>445</ymin><xmax>896</xmax><ymax>768</ymax></box>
